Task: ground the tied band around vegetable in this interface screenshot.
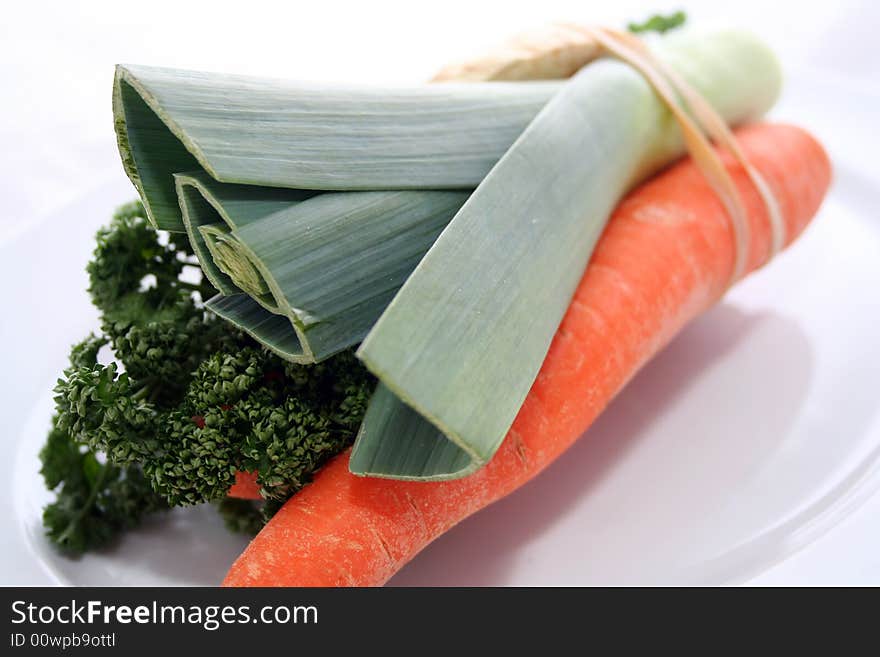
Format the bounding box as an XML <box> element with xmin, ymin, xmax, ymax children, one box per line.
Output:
<box><xmin>435</xmin><ymin>23</ymin><xmax>786</xmax><ymax>280</ymax></box>
<box><xmin>580</xmin><ymin>26</ymin><xmax>786</xmax><ymax>281</ymax></box>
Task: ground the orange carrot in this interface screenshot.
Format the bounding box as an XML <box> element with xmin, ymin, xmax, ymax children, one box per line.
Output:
<box><xmin>227</xmin><ymin>470</ymin><xmax>261</xmax><ymax>500</ymax></box>
<box><xmin>223</xmin><ymin>123</ymin><xmax>831</xmax><ymax>586</ymax></box>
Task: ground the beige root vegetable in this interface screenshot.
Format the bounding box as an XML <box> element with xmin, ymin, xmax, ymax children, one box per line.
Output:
<box><xmin>432</xmin><ymin>23</ymin><xmax>605</xmax><ymax>81</ymax></box>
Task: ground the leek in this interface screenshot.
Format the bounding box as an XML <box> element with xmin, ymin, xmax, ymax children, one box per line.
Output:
<box><xmin>115</xmin><ymin>67</ymin><xmax>558</xmax><ymax>360</ymax></box>
<box><xmin>350</xmin><ymin>28</ymin><xmax>782</xmax><ymax>479</ymax></box>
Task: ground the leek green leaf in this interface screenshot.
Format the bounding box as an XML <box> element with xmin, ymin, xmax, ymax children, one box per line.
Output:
<box><xmin>114</xmin><ymin>66</ymin><xmax>559</xmax><ymax>231</ymax></box>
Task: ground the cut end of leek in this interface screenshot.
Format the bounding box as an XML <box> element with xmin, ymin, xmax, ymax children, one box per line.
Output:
<box><xmin>206</xmin><ymin>293</ymin><xmax>314</xmax><ymax>364</ymax></box>
<box><xmin>200</xmin><ymin>225</ymin><xmax>274</xmax><ymax>304</ymax></box>
<box><xmin>192</xmin><ymin>184</ymin><xmax>470</xmax><ymax>364</ymax></box>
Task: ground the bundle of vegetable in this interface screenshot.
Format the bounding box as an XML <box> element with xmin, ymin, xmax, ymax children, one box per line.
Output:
<box><xmin>115</xmin><ymin>26</ymin><xmax>784</xmax><ymax>482</ymax></box>
<box><xmin>41</xmin><ymin>13</ymin><xmax>701</xmax><ymax>554</ymax></box>
<box><xmin>224</xmin><ymin>122</ymin><xmax>831</xmax><ymax>586</ymax></box>
<box><xmin>42</xmin><ymin>13</ymin><xmax>832</xmax><ymax>589</ymax></box>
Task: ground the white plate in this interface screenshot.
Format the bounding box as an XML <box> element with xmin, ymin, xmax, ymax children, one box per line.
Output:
<box><xmin>3</xmin><ymin>68</ymin><xmax>879</xmax><ymax>586</ymax></box>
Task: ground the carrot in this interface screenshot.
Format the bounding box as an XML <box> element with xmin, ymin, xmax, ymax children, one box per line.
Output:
<box><xmin>227</xmin><ymin>470</ymin><xmax>261</xmax><ymax>500</ymax></box>
<box><xmin>222</xmin><ymin>123</ymin><xmax>831</xmax><ymax>586</ymax></box>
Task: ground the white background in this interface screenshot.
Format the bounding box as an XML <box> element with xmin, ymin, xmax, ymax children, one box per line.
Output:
<box><xmin>1</xmin><ymin>0</ymin><xmax>878</xmax><ymax>585</ymax></box>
